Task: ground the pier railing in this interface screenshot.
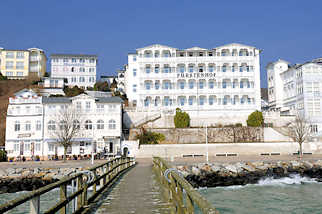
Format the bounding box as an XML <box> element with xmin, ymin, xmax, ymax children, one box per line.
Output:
<box><xmin>0</xmin><ymin>157</ymin><xmax>135</xmax><ymax>214</ymax></box>
<box><xmin>153</xmin><ymin>157</ymin><xmax>218</xmax><ymax>214</ymax></box>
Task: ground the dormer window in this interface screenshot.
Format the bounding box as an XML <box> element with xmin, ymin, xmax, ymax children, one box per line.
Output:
<box><xmin>208</xmin><ymin>52</ymin><xmax>213</xmax><ymax>56</ymax></box>
<box><xmin>189</xmin><ymin>52</ymin><xmax>193</xmax><ymax>57</ymax></box>
<box><xmin>180</xmin><ymin>52</ymin><xmax>184</xmax><ymax>57</ymax></box>
<box><xmin>199</xmin><ymin>52</ymin><xmax>203</xmax><ymax>57</ymax></box>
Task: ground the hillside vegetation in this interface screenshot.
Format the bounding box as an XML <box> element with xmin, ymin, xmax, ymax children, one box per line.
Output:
<box><xmin>0</xmin><ymin>80</ymin><xmax>37</xmax><ymax>146</ymax></box>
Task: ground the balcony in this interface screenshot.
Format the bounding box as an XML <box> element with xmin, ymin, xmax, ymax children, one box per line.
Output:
<box><xmin>30</xmin><ymin>56</ymin><xmax>40</xmax><ymax>61</ymax></box>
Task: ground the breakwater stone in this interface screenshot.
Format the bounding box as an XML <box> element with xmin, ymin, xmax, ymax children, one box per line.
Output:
<box><xmin>176</xmin><ymin>160</ymin><xmax>322</xmax><ymax>188</ymax></box>
<box><xmin>0</xmin><ymin>167</ymin><xmax>84</xmax><ymax>193</ymax></box>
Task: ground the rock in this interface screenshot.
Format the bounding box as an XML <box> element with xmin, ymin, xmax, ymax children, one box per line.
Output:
<box><xmin>191</xmin><ymin>166</ymin><xmax>201</xmax><ymax>175</ymax></box>
<box><xmin>6</xmin><ymin>168</ymin><xmax>16</xmax><ymax>175</ymax></box>
<box><xmin>201</xmin><ymin>164</ymin><xmax>212</xmax><ymax>172</ymax></box>
<box><xmin>314</xmin><ymin>160</ymin><xmax>322</xmax><ymax>167</ymax></box>
<box><xmin>242</xmin><ymin>164</ymin><xmax>256</xmax><ymax>172</ymax></box>
<box><xmin>290</xmin><ymin>161</ymin><xmax>301</xmax><ymax>168</ymax></box>
<box><xmin>302</xmin><ymin>161</ymin><xmax>314</xmax><ymax>169</ymax></box>
<box><xmin>210</xmin><ymin>165</ymin><xmax>222</xmax><ymax>172</ymax></box>
<box><xmin>224</xmin><ymin>165</ymin><xmax>238</xmax><ymax>174</ymax></box>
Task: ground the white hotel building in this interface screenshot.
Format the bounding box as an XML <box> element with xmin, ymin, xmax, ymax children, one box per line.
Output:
<box><xmin>51</xmin><ymin>54</ymin><xmax>97</xmax><ymax>89</ymax></box>
<box><xmin>5</xmin><ymin>89</ymin><xmax>123</xmax><ymax>160</ymax></box>
<box><xmin>267</xmin><ymin>58</ymin><xmax>322</xmax><ymax>135</ymax></box>
<box><xmin>124</xmin><ymin>43</ymin><xmax>261</xmax><ymax>126</ymax></box>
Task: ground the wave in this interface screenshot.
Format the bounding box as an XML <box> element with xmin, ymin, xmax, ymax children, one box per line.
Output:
<box><xmin>214</xmin><ymin>174</ymin><xmax>318</xmax><ymax>190</ymax></box>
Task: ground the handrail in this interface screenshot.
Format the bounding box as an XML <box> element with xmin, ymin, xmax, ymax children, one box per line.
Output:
<box><xmin>0</xmin><ymin>157</ymin><xmax>136</xmax><ymax>214</ymax></box>
<box><xmin>153</xmin><ymin>157</ymin><xmax>218</xmax><ymax>214</ymax></box>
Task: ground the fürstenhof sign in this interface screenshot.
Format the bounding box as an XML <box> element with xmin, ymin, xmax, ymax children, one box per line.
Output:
<box><xmin>177</xmin><ymin>72</ymin><xmax>216</xmax><ymax>79</ymax></box>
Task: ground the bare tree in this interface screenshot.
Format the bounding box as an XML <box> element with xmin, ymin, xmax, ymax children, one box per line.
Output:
<box><xmin>287</xmin><ymin>114</ymin><xmax>311</xmax><ymax>159</ymax></box>
<box><xmin>50</xmin><ymin>107</ymin><xmax>83</xmax><ymax>162</ymax></box>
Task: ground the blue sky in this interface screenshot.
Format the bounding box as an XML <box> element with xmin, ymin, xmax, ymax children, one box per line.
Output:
<box><xmin>1</xmin><ymin>0</ymin><xmax>321</xmax><ymax>88</ymax></box>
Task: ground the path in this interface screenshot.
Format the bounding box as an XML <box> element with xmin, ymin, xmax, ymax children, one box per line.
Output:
<box><xmin>93</xmin><ymin>161</ymin><xmax>172</xmax><ymax>214</ymax></box>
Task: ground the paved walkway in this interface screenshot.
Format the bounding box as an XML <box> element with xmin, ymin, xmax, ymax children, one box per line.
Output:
<box><xmin>93</xmin><ymin>162</ymin><xmax>172</xmax><ymax>214</ymax></box>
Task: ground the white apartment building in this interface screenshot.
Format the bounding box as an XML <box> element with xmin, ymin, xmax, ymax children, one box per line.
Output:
<box><xmin>267</xmin><ymin>58</ymin><xmax>322</xmax><ymax>135</ymax></box>
<box><xmin>5</xmin><ymin>89</ymin><xmax>123</xmax><ymax>160</ymax></box>
<box><xmin>51</xmin><ymin>54</ymin><xmax>97</xmax><ymax>89</ymax></box>
<box><xmin>124</xmin><ymin>43</ymin><xmax>261</xmax><ymax>126</ymax></box>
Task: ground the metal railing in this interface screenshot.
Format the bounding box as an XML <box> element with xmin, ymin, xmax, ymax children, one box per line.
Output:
<box><xmin>153</xmin><ymin>157</ymin><xmax>218</xmax><ymax>214</ymax></box>
<box><xmin>0</xmin><ymin>157</ymin><xmax>135</xmax><ymax>214</ymax></box>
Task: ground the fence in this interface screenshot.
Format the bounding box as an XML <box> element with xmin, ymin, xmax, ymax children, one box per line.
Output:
<box><xmin>153</xmin><ymin>157</ymin><xmax>218</xmax><ymax>214</ymax></box>
<box><xmin>0</xmin><ymin>157</ymin><xmax>135</xmax><ymax>214</ymax></box>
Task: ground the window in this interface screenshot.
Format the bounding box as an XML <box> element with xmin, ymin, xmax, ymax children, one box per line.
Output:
<box><xmin>6</xmin><ymin>52</ymin><xmax>14</xmax><ymax>59</ymax></box>
<box><xmin>25</xmin><ymin>121</ymin><xmax>31</xmax><ymax>131</ymax></box>
<box><xmin>209</xmin><ymin>97</ymin><xmax>214</xmax><ymax>105</ymax></box>
<box><xmin>79</xmin><ymin>58</ymin><xmax>85</xmax><ymax>63</ymax></box>
<box><xmin>133</xmin><ymin>56</ymin><xmax>137</xmax><ymax>61</ymax></box>
<box><xmin>189</xmin><ymin>81</ymin><xmax>194</xmax><ymax>89</ymax></box>
<box><xmin>85</xmin><ymin>120</ymin><xmax>92</xmax><ymax>130</ymax></box>
<box><xmin>199</xmin><ymin>52</ymin><xmax>204</xmax><ymax>56</ymax></box>
<box><xmin>35</xmin><ymin>143</ymin><xmax>41</xmax><ymax>152</ymax></box>
<box><xmin>240</xmin><ymin>66</ymin><xmax>243</xmax><ymax>72</ymax></box>
<box><xmin>79</xmin><ymin>77</ymin><xmax>85</xmax><ymax>82</ymax></box>
<box><xmin>189</xmin><ymin>97</ymin><xmax>193</xmax><ymax>105</ymax></box>
<box><xmin>144</xmin><ymin>98</ymin><xmax>150</xmax><ymax>107</ymax></box>
<box><xmin>26</xmin><ymin>106</ymin><xmax>31</xmax><ymax>114</ymax></box>
<box><xmin>222</xmin><ymin>65</ymin><xmax>227</xmax><ymax>72</ymax></box>
<box><xmin>59</xmin><ymin>121</ymin><xmax>67</xmax><ymax>130</ymax></box>
<box><xmin>89</xmin><ymin>67</ymin><xmax>95</xmax><ymax>72</ymax></box>
<box><xmin>97</xmin><ymin>104</ymin><xmax>104</xmax><ymax>112</ymax></box>
<box><xmin>16</xmin><ymin>62</ymin><xmax>24</xmax><ymax>69</ymax></box>
<box><xmin>73</xmin><ymin>120</ymin><xmax>80</xmax><ymax>129</ymax></box>
<box><xmin>188</xmin><ymin>52</ymin><xmax>193</xmax><ymax>57</ymax></box>
<box><xmin>189</xmin><ymin>66</ymin><xmax>194</xmax><ymax>73</ymax></box>
<box><xmin>76</xmin><ymin>102</ymin><xmax>81</xmax><ymax>110</ymax></box>
<box><xmin>133</xmin><ymin>84</ymin><xmax>137</xmax><ymax>92</ymax></box>
<box><xmin>155</xmin><ymin>66</ymin><xmax>159</xmax><ymax>73</ymax></box>
<box><xmin>17</xmin><ymin>52</ymin><xmax>25</xmax><ymax>59</ymax></box>
<box><xmin>209</xmin><ymin>81</ymin><xmax>214</xmax><ymax>89</ymax></box>
<box><xmin>89</xmin><ymin>76</ymin><xmax>95</xmax><ymax>82</ymax></box>
<box><xmin>48</xmin><ymin>144</ymin><xmax>54</xmax><ymax>152</ymax></box>
<box><xmin>222</xmin><ymin>81</ymin><xmax>227</xmax><ymax>89</ymax></box>
<box><xmin>36</xmin><ymin>121</ymin><xmax>41</xmax><ymax>131</ymax></box>
<box><xmin>199</xmin><ymin>97</ymin><xmax>205</xmax><ymax>105</ymax></box>
<box><xmin>209</xmin><ymin>66</ymin><xmax>214</xmax><ymax>72</ymax></box>
<box><xmin>63</xmin><ymin>58</ymin><xmax>68</xmax><ymax>63</ymax></box>
<box><xmin>24</xmin><ymin>143</ymin><xmax>30</xmax><ymax>152</ymax></box>
<box><xmin>163</xmin><ymin>52</ymin><xmax>170</xmax><ymax>57</ymax></box>
<box><xmin>164</xmin><ymin>97</ymin><xmax>169</xmax><ymax>106</ymax></box>
<box><xmin>72</xmin><ymin>58</ymin><xmax>76</xmax><ymax>63</ymax></box>
<box><xmin>86</xmin><ymin>101</ymin><xmax>91</xmax><ymax>111</ymax></box>
<box><xmin>17</xmin><ymin>72</ymin><xmax>23</xmax><ymax>76</ymax></box>
<box><xmin>14</xmin><ymin>121</ymin><xmax>20</xmax><ymax>131</ymax></box>
<box><xmin>145</xmin><ymin>82</ymin><xmax>151</xmax><ymax>90</ymax></box>
<box><xmin>90</xmin><ymin>58</ymin><xmax>96</xmax><ymax>63</ymax></box>
<box><xmin>199</xmin><ymin>81</ymin><xmax>204</xmax><ymax>89</ymax></box>
<box><xmin>223</xmin><ymin>97</ymin><xmax>228</xmax><ymax>105</ymax></box>
<box><xmin>133</xmin><ymin>69</ymin><xmax>137</xmax><ymax>76</ymax></box>
<box><xmin>145</xmin><ymin>67</ymin><xmax>151</xmax><ymax>74</ymax></box>
<box><xmin>199</xmin><ymin>66</ymin><xmax>204</xmax><ymax>72</ymax></box>
<box><xmin>163</xmin><ymin>67</ymin><xmax>170</xmax><ymax>73</ymax></box>
<box><xmin>179</xmin><ymin>66</ymin><xmax>185</xmax><ymax>73</ymax></box>
<box><xmin>6</xmin><ymin>72</ymin><xmax>13</xmax><ymax>76</ymax></box>
<box><xmin>97</xmin><ymin>120</ymin><xmax>104</xmax><ymax>129</ymax></box>
<box><xmin>48</xmin><ymin>120</ymin><xmax>56</xmax><ymax>130</ymax></box>
<box><xmin>240</xmin><ymin>82</ymin><xmax>244</xmax><ymax>88</ymax></box>
<box><xmin>155</xmin><ymin>82</ymin><xmax>160</xmax><ymax>90</ymax></box>
<box><xmin>6</xmin><ymin>61</ymin><xmax>14</xmax><ymax>69</ymax></box>
<box><xmin>109</xmin><ymin>120</ymin><xmax>116</xmax><ymax>129</ymax></box>
<box><xmin>164</xmin><ymin>81</ymin><xmax>170</xmax><ymax>89</ymax></box>
<box><xmin>179</xmin><ymin>97</ymin><xmax>185</xmax><ymax>106</ymax></box>
<box><xmin>79</xmin><ymin>67</ymin><xmax>85</xmax><ymax>72</ymax></box>
<box><xmin>208</xmin><ymin>52</ymin><xmax>213</xmax><ymax>56</ymax></box>
<box><xmin>179</xmin><ymin>81</ymin><xmax>185</xmax><ymax>89</ymax></box>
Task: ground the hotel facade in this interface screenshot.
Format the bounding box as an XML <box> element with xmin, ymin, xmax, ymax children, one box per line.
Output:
<box><xmin>124</xmin><ymin>43</ymin><xmax>261</xmax><ymax>126</ymax></box>
<box><xmin>267</xmin><ymin>58</ymin><xmax>322</xmax><ymax>135</ymax></box>
<box><xmin>0</xmin><ymin>48</ymin><xmax>46</xmax><ymax>79</ymax></box>
<box><xmin>50</xmin><ymin>54</ymin><xmax>97</xmax><ymax>89</ymax></box>
<box><xmin>5</xmin><ymin>89</ymin><xmax>123</xmax><ymax>160</ymax></box>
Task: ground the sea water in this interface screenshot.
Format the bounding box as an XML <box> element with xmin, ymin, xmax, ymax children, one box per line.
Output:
<box><xmin>198</xmin><ymin>174</ymin><xmax>322</xmax><ymax>214</ymax></box>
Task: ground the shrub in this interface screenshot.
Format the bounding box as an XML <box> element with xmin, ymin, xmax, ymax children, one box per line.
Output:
<box><xmin>0</xmin><ymin>150</ymin><xmax>7</xmax><ymax>162</ymax></box>
<box><xmin>0</xmin><ymin>73</ymin><xmax>7</xmax><ymax>81</ymax></box>
<box><xmin>235</xmin><ymin>123</ymin><xmax>243</xmax><ymax>127</ymax></box>
<box><xmin>174</xmin><ymin>108</ymin><xmax>190</xmax><ymax>128</ymax></box>
<box><xmin>135</xmin><ymin>128</ymin><xmax>165</xmax><ymax>145</ymax></box>
<box><xmin>64</xmin><ymin>86</ymin><xmax>84</xmax><ymax>97</ymax></box>
<box><xmin>246</xmin><ymin>110</ymin><xmax>264</xmax><ymax>127</ymax></box>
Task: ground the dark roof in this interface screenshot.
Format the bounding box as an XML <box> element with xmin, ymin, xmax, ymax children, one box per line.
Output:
<box><xmin>51</xmin><ymin>54</ymin><xmax>97</xmax><ymax>58</ymax></box>
<box><xmin>96</xmin><ymin>96</ymin><xmax>123</xmax><ymax>103</ymax></box>
<box><xmin>42</xmin><ymin>97</ymin><xmax>71</xmax><ymax>104</ymax></box>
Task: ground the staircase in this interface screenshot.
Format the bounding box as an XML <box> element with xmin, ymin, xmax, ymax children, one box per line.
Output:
<box><xmin>133</xmin><ymin>113</ymin><xmax>161</xmax><ymax>128</ymax></box>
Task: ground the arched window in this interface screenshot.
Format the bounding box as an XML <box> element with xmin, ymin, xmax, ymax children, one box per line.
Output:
<box><xmin>59</xmin><ymin>120</ymin><xmax>67</xmax><ymax>130</ymax></box>
<box><xmin>73</xmin><ymin>120</ymin><xmax>80</xmax><ymax>129</ymax></box>
<box><xmin>189</xmin><ymin>80</ymin><xmax>195</xmax><ymax>89</ymax></box>
<box><xmin>145</xmin><ymin>65</ymin><xmax>151</xmax><ymax>74</ymax></box>
<box><xmin>14</xmin><ymin>121</ymin><xmax>20</xmax><ymax>131</ymax></box>
<box><xmin>48</xmin><ymin>120</ymin><xmax>56</xmax><ymax>130</ymax></box>
<box><xmin>209</xmin><ymin>96</ymin><xmax>215</xmax><ymax>105</ymax></box>
<box><xmin>209</xmin><ymin>80</ymin><xmax>215</xmax><ymax>89</ymax></box>
<box><xmin>85</xmin><ymin>120</ymin><xmax>92</xmax><ymax>130</ymax></box>
<box><xmin>109</xmin><ymin>119</ymin><xmax>116</xmax><ymax>129</ymax></box>
<box><xmin>179</xmin><ymin>80</ymin><xmax>185</xmax><ymax>89</ymax></box>
<box><xmin>154</xmin><ymin>50</ymin><xmax>160</xmax><ymax>58</ymax></box>
<box><xmin>97</xmin><ymin>120</ymin><xmax>104</xmax><ymax>129</ymax></box>
<box><xmin>155</xmin><ymin>81</ymin><xmax>160</xmax><ymax>90</ymax></box>
<box><xmin>155</xmin><ymin>65</ymin><xmax>160</xmax><ymax>73</ymax></box>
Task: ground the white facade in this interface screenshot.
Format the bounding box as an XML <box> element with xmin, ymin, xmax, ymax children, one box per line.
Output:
<box><xmin>51</xmin><ymin>54</ymin><xmax>97</xmax><ymax>89</ymax></box>
<box><xmin>267</xmin><ymin>58</ymin><xmax>322</xmax><ymax>135</ymax></box>
<box><xmin>124</xmin><ymin>43</ymin><xmax>261</xmax><ymax>126</ymax></box>
<box><xmin>5</xmin><ymin>89</ymin><xmax>123</xmax><ymax>160</ymax></box>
